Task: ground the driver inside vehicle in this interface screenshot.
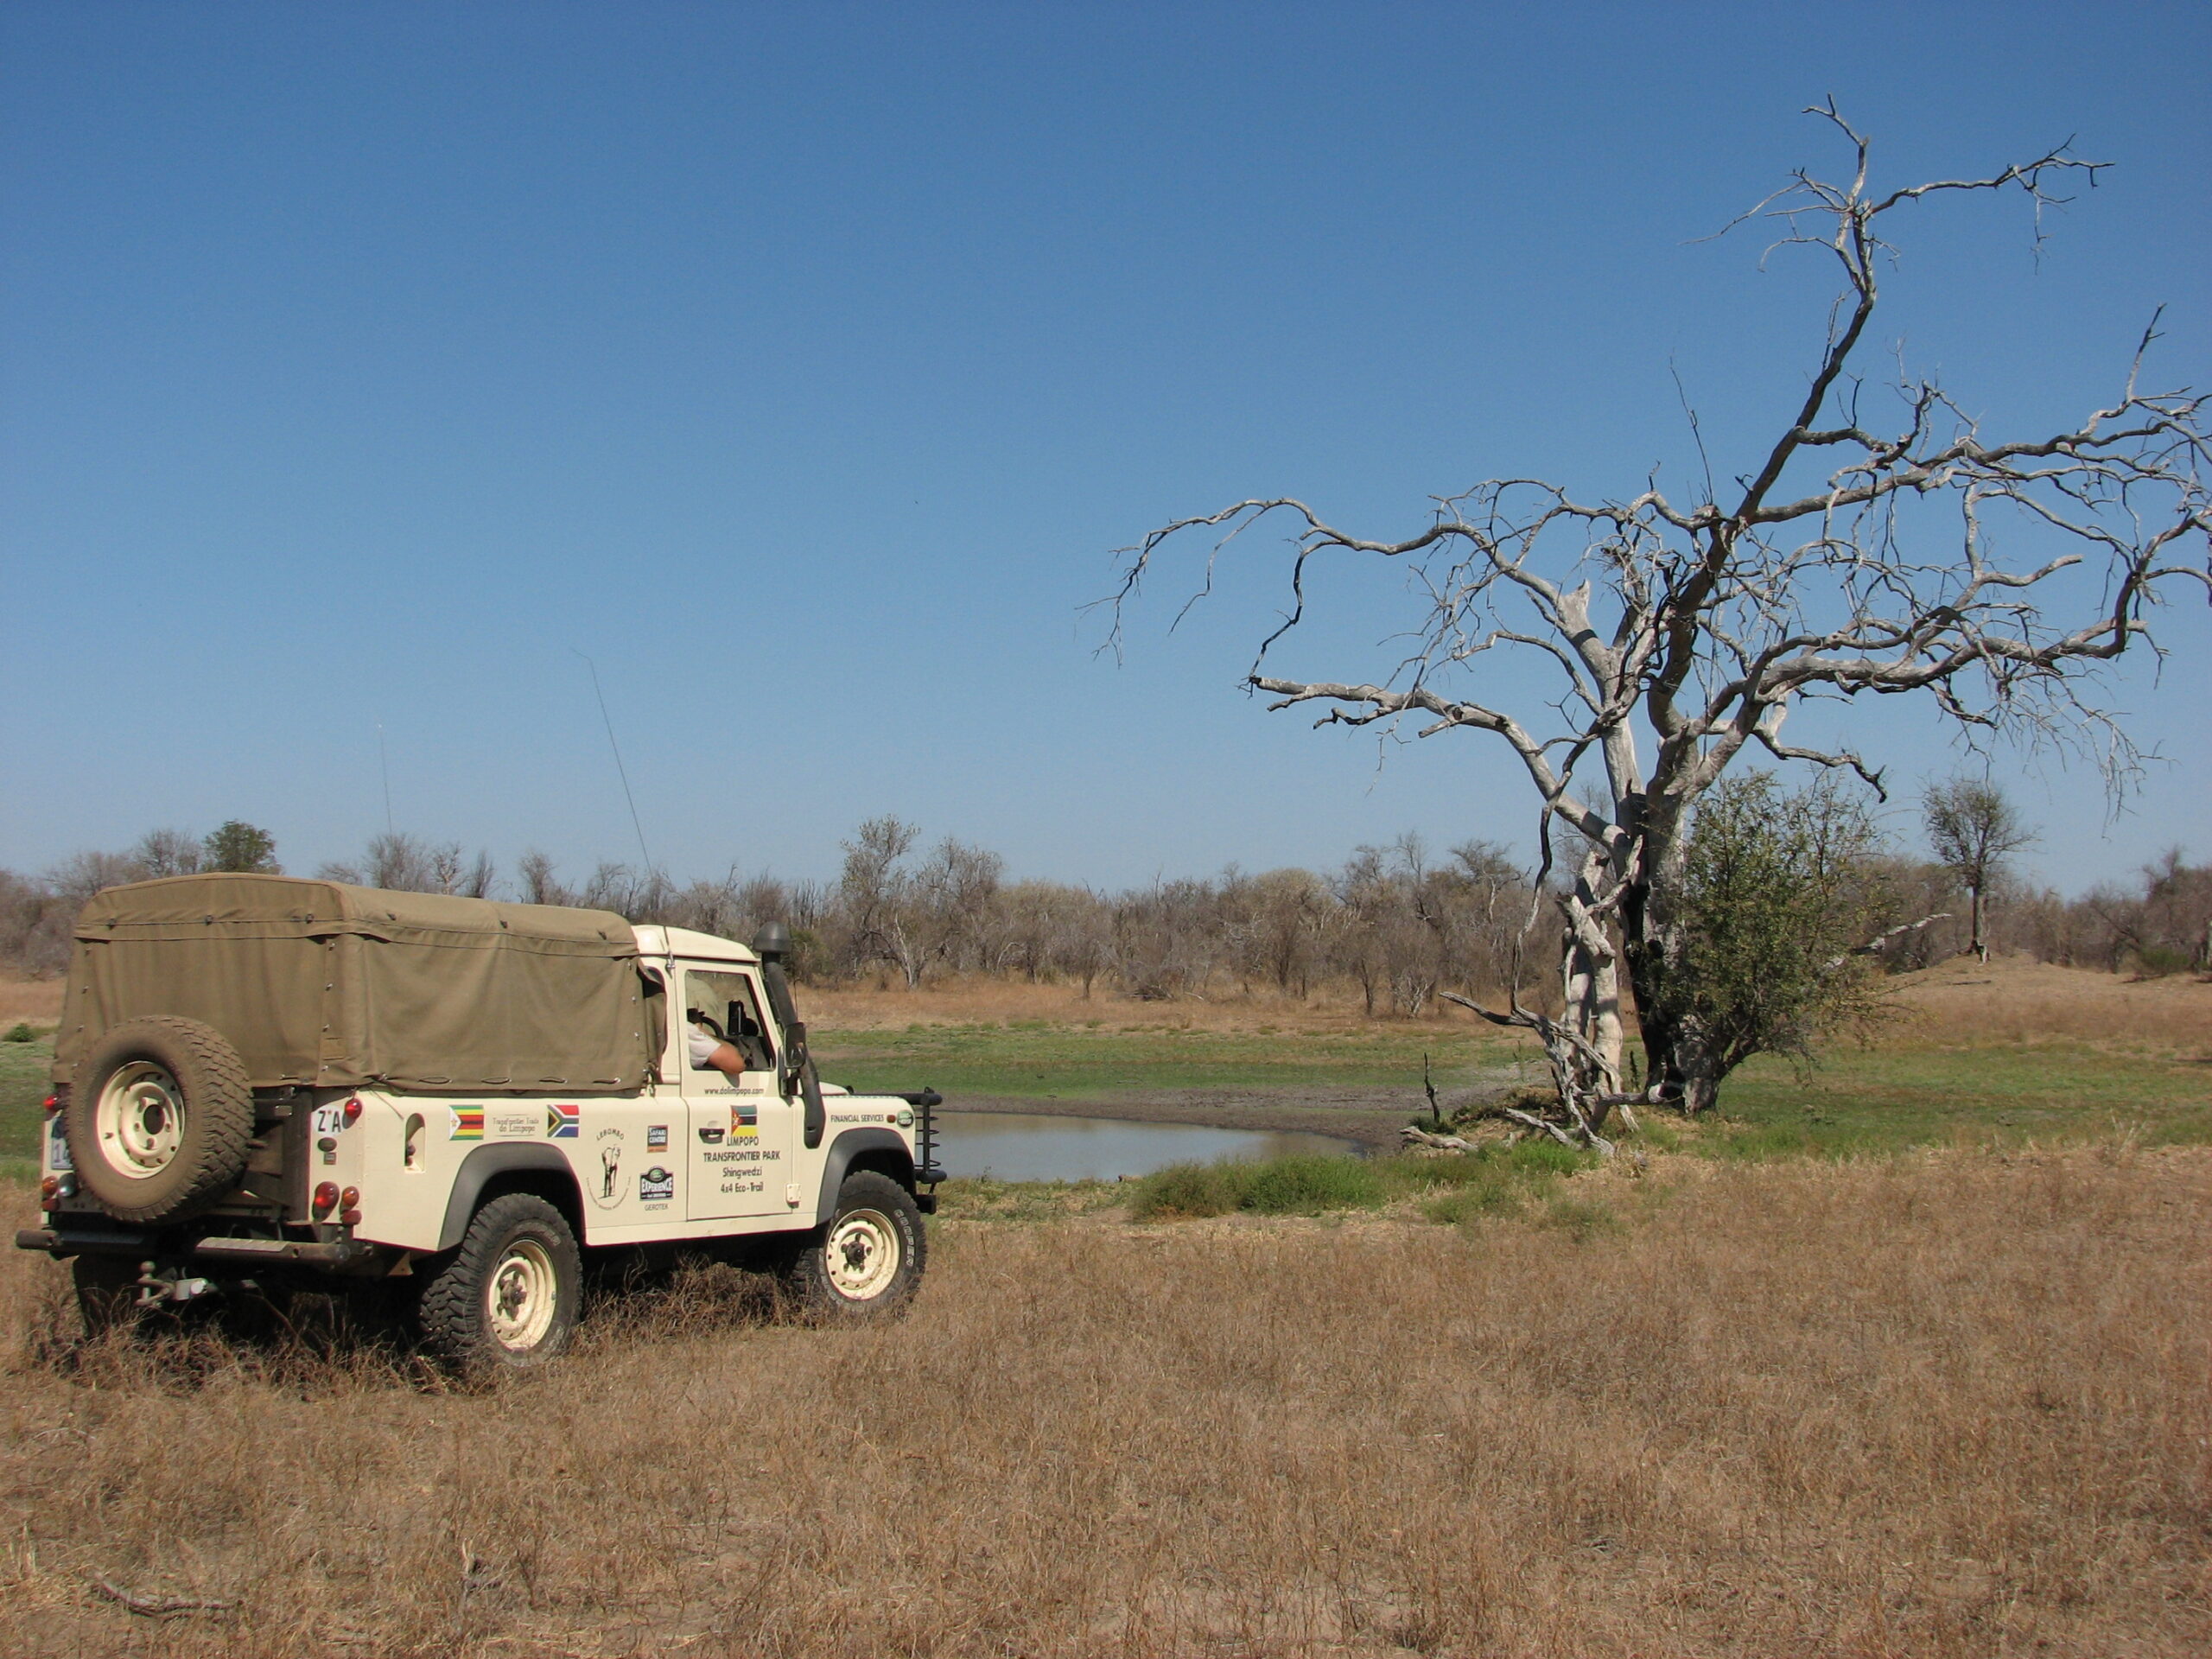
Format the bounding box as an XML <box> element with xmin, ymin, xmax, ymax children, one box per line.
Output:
<box><xmin>683</xmin><ymin>970</ymin><xmax>774</xmax><ymax>1084</ymax></box>
<box><xmin>686</xmin><ymin>1014</ymin><xmax>747</xmax><ymax>1082</ymax></box>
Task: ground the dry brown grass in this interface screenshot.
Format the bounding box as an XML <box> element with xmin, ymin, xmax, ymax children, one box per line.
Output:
<box><xmin>802</xmin><ymin>977</ymin><xmax>1471</xmax><ymax>1035</ymax></box>
<box><xmin>1886</xmin><ymin>956</ymin><xmax>2212</xmax><ymax>1052</ymax></box>
<box><xmin>807</xmin><ymin>955</ymin><xmax>2212</xmax><ymax>1055</ymax></box>
<box><xmin>1</xmin><ymin>1147</ymin><xmax>2205</xmax><ymax>1656</ymax></box>
<box><xmin>0</xmin><ymin>974</ymin><xmax>63</xmax><ymax>1028</ymax></box>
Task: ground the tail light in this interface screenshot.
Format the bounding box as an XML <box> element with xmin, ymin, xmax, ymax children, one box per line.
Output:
<box><xmin>42</xmin><ymin>1096</ymin><xmax>59</xmax><ymax>1115</ymax></box>
<box><xmin>342</xmin><ymin>1097</ymin><xmax>363</xmax><ymax>1125</ymax></box>
<box><xmin>312</xmin><ymin>1181</ymin><xmax>340</xmax><ymax>1218</ymax></box>
<box><xmin>39</xmin><ymin>1175</ymin><xmax>59</xmax><ymax>1211</ymax></box>
<box><xmin>340</xmin><ymin>1185</ymin><xmax>361</xmax><ymax>1221</ymax></box>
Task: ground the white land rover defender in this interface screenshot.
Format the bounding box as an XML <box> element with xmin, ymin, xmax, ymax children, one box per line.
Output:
<box><xmin>19</xmin><ymin>874</ymin><xmax>944</xmax><ymax>1369</ymax></box>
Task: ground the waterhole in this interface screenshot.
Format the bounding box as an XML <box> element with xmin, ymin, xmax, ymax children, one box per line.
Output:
<box><xmin>933</xmin><ymin>1109</ymin><xmax>1358</xmax><ymax>1182</ymax></box>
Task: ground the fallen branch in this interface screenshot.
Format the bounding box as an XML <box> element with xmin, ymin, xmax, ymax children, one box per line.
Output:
<box><xmin>1500</xmin><ymin>1107</ymin><xmax>1584</xmax><ymax>1150</ymax></box>
<box><xmin>1402</xmin><ymin>1125</ymin><xmax>1476</xmax><ymax>1152</ymax></box>
<box><xmin>1822</xmin><ymin>912</ymin><xmax>1950</xmax><ymax>973</ymax></box>
<box><xmin>92</xmin><ymin>1578</ymin><xmax>237</xmax><ymax>1618</ymax></box>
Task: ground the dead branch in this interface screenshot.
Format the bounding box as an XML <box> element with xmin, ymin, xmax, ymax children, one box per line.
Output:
<box><xmin>1822</xmin><ymin>912</ymin><xmax>1951</xmax><ymax>973</ymax></box>
<box><xmin>1402</xmin><ymin>1125</ymin><xmax>1476</xmax><ymax>1152</ymax></box>
<box><xmin>91</xmin><ymin>1578</ymin><xmax>238</xmax><ymax>1618</ymax></box>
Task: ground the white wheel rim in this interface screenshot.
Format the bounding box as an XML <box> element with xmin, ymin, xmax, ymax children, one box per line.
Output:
<box><xmin>826</xmin><ymin>1208</ymin><xmax>900</xmax><ymax>1300</ymax></box>
<box><xmin>95</xmin><ymin>1062</ymin><xmax>185</xmax><ymax>1179</ymax></box>
<box><xmin>487</xmin><ymin>1238</ymin><xmax>559</xmax><ymax>1351</ymax></box>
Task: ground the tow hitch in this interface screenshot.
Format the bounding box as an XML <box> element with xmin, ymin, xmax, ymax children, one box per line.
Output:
<box><xmin>134</xmin><ymin>1265</ymin><xmax>218</xmax><ymax>1307</ymax></box>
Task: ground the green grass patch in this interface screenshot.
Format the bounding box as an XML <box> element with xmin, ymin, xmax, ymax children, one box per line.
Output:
<box><xmin>1538</xmin><ymin>1195</ymin><xmax>1626</xmax><ymax>1242</ymax></box>
<box><xmin>0</xmin><ymin>1033</ymin><xmax>53</xmax><ymax>1184</ymax></box>
<box><xmin>1131</xmin><ymin>1153</ymin><xmax>1386</xmax><ymax>1219</ymax></box>
<box><xmin>1700</xmin><ymin>1042</ymin><xmax>2212</xmax><ymax>1160</ymax></box>
<box><xmin>1128</xmin><ymin>1139</ymin><xmax>1602</xmax><ymax>1223</ymax></box>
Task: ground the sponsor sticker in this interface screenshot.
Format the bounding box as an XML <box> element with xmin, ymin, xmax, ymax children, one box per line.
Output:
<box><xmin>545</xmin><ymin>1103</ymin><xmax>581</xmax><ymax>1140</ymax></box>
<box><xmin>488</xmin><ymin>1110</ymin><xmax>537</xmax><ymax>1138</ymax></box>
<box><xmin>638</xmin><ymin>1166</ymin><xmax>676</xmax><ymax>1204</ymax></box>
<box><xmin>646</xmin><ymin>1123</ymin><xmax>669</xmax><ymax>1153</ymax></box>
<box><xmin>48</xmin><ymin>1118</ymin><xmax>72</xmax><ymax>1173</ymax></box>
<box><xmin>449</xmin><ymin>1108</ymin><xmax>485</xmax><ymax>1141</ymax></box>
<box><xmin>697</xmin><ymin>1126</ymin><xmax>725</xmax><ymax>1145</ymax></box>
<box><xmin>590</xmin><ymin>1128</ymin><xmax>626</xmax><ymax>1208</ymax></box>
<box><xmin>728</xmin><ymin>1103</ymin><xmax>758</xmax><ymax>1141</ymax></box>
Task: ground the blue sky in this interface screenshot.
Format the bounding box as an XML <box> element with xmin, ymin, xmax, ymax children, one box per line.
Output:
<box><xmin>3</xmin><ymin>2</ymin><xmax>2206</xmax><ymax>895</ymax></box>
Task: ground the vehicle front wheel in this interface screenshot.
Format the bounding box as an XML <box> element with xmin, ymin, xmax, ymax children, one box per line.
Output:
<box><xmin>779</xmin><ymin>1171</ymin><xmax>926</xmax><ymax>1322</ymax></box>
<box><xmin>416</xmin><ymin>1193</ymin><xmax>582</xmax><ymax>1373</ymax></box>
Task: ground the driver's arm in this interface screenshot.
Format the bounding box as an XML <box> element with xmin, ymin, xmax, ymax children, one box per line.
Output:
<box><xmin>686</xmin><ymin>1025</ymin><xmax>748</xmax><ymax>1080</ymax></box>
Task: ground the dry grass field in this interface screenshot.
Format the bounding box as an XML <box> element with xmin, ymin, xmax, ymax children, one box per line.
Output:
<box><xmin>0</xmin><ymin>957</ymin><xmax>2205</xmax><ymax>1655</ymax></box>
<box><xmin>2</xmin><ymin>1145</ymin><xmax>2207</xmax><ymax>1658</ymax></box>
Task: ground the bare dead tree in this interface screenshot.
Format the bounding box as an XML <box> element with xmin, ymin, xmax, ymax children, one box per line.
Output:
<box><xmin>1104</xmin><ymin>105</ymin><xmax>2210</xmax><ymax>1141</ymax></box>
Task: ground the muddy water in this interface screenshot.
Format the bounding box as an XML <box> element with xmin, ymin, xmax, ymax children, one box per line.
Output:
<box><xmin>932</xmin><ymin>1109</ymin><xmax>1359</xmax><ymax>1182</ymax></box>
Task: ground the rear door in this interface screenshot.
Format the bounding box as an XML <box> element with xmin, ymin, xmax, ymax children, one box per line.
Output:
<box><xmin>678</xmin><ymin>963</ymin><xmax>800</xmax><ymax>1220</ymax></box>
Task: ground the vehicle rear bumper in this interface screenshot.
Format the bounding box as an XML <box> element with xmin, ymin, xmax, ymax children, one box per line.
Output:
<box><xmin>16</xmin><ymin>1226</ymin><xmax>378</xmax><ymax>1269</ymax></box>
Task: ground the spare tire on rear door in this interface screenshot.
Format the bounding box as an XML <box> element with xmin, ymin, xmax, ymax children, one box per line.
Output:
<box><xmin>66</xmin><ymin>1016</ymin><xmax>255</xmax><ymax>1224</ymax></box>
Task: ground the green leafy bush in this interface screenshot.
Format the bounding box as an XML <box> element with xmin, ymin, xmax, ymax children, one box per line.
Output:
<box><xmin>2</xmin><ymin>1024</ymin><xmax>35</xmax><ymax>1045</ymax></box>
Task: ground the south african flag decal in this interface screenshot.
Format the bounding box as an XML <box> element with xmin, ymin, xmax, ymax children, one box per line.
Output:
<box><xmin>449</xmin><ymin>1108</ymin><xmax>484</xmax><ymax>1141</ymax></box>
<box><xmin>546</xmin><ymin>1103</ymin><xmax>581</xmax><ymax>1139</ymax></box>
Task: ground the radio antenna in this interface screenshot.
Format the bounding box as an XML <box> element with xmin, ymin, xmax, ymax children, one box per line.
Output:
<box><xmin>575</xmin><ymin>650</ymin><xmax>655</xmax><ymax>874</ymax></box>
<box><xmin>377</xmin><ymin>721</ymin><xmax>395</xmax><ymax>836</ymax></box>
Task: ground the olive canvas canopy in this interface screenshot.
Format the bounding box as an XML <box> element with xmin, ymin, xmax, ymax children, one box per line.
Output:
<box><xmin>54</xmin><ymin>874</ymin><xmax>652</xmax><ymax>1096</ymax></box>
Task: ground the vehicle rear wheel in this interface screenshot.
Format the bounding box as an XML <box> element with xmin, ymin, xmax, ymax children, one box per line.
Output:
<box><xmin>779</xmin><ymin>1171</ymin><xmax>925</xmax><ymax>1322</ymax></box>
<box><xmin>416</xmin><ymin>1193</ymin><xmax>582</xmax><ymax>1373</ymax></box>
<box><xmin>66</xmin><ymin>1017</ymin><xmax>254</xmax><ymax>1224</ymax></box>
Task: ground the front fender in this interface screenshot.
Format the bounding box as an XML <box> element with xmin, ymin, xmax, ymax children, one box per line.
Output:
<box><xmin>811</xmin><ymin>1128</ymin><xmax>914</xmax><ymax>1226</ymax></box>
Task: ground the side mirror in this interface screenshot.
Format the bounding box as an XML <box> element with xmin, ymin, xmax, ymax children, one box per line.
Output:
<box><xmin>783</xmin><ymin>1019</ymin><xmax>826</xmax><ymax>1150</ymax></box>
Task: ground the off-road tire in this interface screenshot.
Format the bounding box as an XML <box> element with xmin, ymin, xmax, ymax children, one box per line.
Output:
<box><xmin>66</xmin><ymin>1016</ymin><xmax>254</xmax><ymax>1224</ymax></box>
<box><xmin>71</xmin><ymin>1255</ymin><xmax>146</xmax><ymax>1339</ymax></box>
<box><xmin>779</xmin><ymin>1171</ymin><xmax>926</xmax><ymax>1322</ymax></box>
<box><xmin>416</xmin><ymin>1193</ymin><xmax>582</xmax><ymax>1373</ymax></box>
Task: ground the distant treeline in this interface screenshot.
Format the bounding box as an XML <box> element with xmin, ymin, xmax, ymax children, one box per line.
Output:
<box><xmin>3</xmin><ymin>815</ymin><xmax>2207</xmax><ymax>1002</ymax></box>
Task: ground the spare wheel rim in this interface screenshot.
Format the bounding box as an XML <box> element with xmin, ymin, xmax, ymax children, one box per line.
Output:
<box><xmin>96</xmin><ymin>1062</ymin><xmax>186</xmax><ymax>1178</ymax></box>
<box><xmin>487</xmin><ymin>1238</ymin><xmax>559</xmax><ymax>1351</ymax></box>
<box><xmin>826</xmin><ymin>1208</ymin><xmax>900</xmax><ymax>1300</ymax></box>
